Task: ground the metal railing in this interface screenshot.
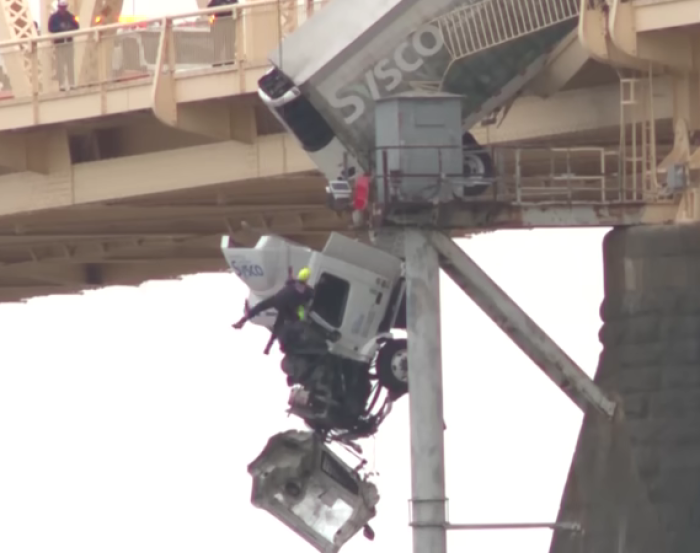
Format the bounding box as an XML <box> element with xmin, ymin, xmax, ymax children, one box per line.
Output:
<box><xmin>370</xmin><ymin>144</ymin><xmax>676</xmax><ymax>207</ymax></box>
<box><xmin>435</xmin><ymin>0</ymin><xmax>580</xmax><ymax>61</ymax></box>
<box><xmin>0</xmin><ymin>0</ymin><xmax>325</xmax><ymax>100</ymax></box>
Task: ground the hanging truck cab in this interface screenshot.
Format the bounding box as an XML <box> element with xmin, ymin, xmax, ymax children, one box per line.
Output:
<box><xmin>221</xmin><ymin>232</ymin><xmax>408</xmax><ymax>442</ymax></box>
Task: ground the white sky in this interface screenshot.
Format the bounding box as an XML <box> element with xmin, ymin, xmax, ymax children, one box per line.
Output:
<box><xmin>26</xmin><ymin>0</ymin><xmax>206</xmax><ymax>31</ymax></box>
<box><xmin>0</xmin><ymin>227</ymin><xmax>609</xmax><ymax>553</ymax></box>
<box><xmin>31</xmin><ymin>0</ymin><xmax>205</xmax><ymax>19</ymax></box>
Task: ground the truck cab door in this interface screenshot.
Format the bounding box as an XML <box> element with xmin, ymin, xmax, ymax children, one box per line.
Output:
<box><xmin>305</xmin><ymin>252</ymin><xmax>351</xmax><ymax>331</ymax></box>
<box><xmin>305</xmin><ymin>253</ymin><xmax>392</xmax><ymax>359</ymax></box>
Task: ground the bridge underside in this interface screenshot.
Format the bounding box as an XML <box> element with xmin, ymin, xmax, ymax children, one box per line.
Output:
<box><xmin>0</xmin><ymin>65</ymin><xmax>678</xmax><ymax>304</ymax></box>
<box><xmin>0</xmin><ymin>171</ymin><xmax>342</xmax><ymax>303</ymax></box>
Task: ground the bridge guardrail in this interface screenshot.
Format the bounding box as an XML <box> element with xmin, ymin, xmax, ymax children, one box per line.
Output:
<box><xmin>0</xmin><ymin>0</ymin><xmax>325</xmax><ymax>101</ymax></box>
<box><xmin>366</xmin><ymin>144</ymin><xmax>675</xmax><ymax>206</ymax></box>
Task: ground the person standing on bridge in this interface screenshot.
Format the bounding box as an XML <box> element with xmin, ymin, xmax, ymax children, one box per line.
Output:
<box><xmin>232</xmin><ymin>268</ymin><xmax>315</xmax><ymax>355</ymax></box>
<box><xmin>48</xmin><ymin>0</ymin><xmax>79</xmax><ymax>90</ymax></box>
<box><xmin>207</xmin><ymin>0</ymin><xmax>237</xmax><ymax>67</ymax></box>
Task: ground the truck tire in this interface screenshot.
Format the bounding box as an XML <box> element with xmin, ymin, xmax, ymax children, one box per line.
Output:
<box><xmin>461</xmin><ymin>132</ymin><xmax>493</xmax><ymax>197</ymax></box>
<box><xmin>376</xmin><ymin>338</ymin><xmax>408</xmax><ymax>397</ymax></box>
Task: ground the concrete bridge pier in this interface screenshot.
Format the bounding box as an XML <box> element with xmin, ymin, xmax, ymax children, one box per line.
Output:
<box><xmin>551</xmin><ymin>224</ymin><xmax>700</xmax><ymax>553</ymax></box>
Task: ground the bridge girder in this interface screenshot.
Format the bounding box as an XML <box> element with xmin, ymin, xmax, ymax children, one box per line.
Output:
<box><xmin>0</xmin><ymin>133</ymin><xmax>315</xmax><ymax>217</ymax></box>
<box><xmin>0</xmin><ymin>0</ymin><xmax>38</xmax><ymax>97</ymax></box>
<box><xmin>526</xmin><ymin>30</ymin><xmax>590</xmax><ymax>98</ymax></box>
<box><xmin>606</xmin><ymin>0</ymin><xmax>697</xmax><ymax>72</ymax></box>
<box><xmin>472</xmin><ymin>78</ymin><xmax>673</xmax><ymax>145</ymax></box>
<box><xmin>75</xmin><ymin>0</ymin><xmax>124</xmax><ymax>87</ymax></box>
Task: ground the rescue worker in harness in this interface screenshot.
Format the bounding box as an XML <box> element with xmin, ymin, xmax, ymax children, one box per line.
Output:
<box><xmin>232</xmin><ymin>267</ymin><xmax>314</xmax><ymax>355</ymax></box>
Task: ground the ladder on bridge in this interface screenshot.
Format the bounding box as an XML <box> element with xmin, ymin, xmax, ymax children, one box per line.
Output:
<box><xmin>619</xmin><ymin>69</ymin><xmax>659</xmax><ymax>202</ymax></box>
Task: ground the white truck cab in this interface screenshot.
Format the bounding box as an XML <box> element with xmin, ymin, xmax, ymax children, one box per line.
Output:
<box><xmin>221</xmin><ymin>232</ymin><xmax>406</xmax><ymax>362</ymax></box>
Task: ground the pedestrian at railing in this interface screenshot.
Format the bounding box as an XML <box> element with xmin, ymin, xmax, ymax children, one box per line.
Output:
<box><xmin>48</xmin><ymin>0</ymin><xmax>79</xmax><ymax>90</ymax></box>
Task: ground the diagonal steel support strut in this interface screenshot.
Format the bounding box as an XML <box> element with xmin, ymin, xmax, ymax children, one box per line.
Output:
<box><xmin>428</xmin><ymin>231</ymin><xmax>617</xmax><ymax>418</ymax></box>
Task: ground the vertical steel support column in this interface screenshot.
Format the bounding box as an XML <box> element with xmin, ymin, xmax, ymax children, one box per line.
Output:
<box><xmin>404</xmin><ymin>229</ymin><xmax>448</xmax><ymax>553</ymax></box>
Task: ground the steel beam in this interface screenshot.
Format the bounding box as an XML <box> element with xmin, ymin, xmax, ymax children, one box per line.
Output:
<box><xmin>388</xmin><ymin>202</ymin><xmax>678</xmax><ymax>229</ymax></box>
<box><xmin>0</xmin><ymin>285</ymin><xmax>91</xmax><ymax>302</ymax></box>
<box><xmin>279</xmin><ymin>0</ymin><xmax>299</xmax><ymax>37</ymax></box>
<box><xmin>445</xmin><ymin>522</ymin><xmax>581</xmax><ymax>531</ymax></box>
<box><xmin>428</xmin><ymin>231</ymin><xmax>616</xmax><ymax>418</ymax></box>
<box><xmin>0</xmin><ymin>0</ymin><xmax>38</xmax><ymax>97</ymax></box>
<box><xmin>632</xmin><ymin>0</ymin><xmax>700</xmax><ymax>33</ymax></box>
<box><xmin>96</xmin><ymin>257</ymin><xmax>224</xmax><ymax>284</ymax></box>
<box><xmin>0</xmin><ymin>127</ymin><xmax>71</xmax><ymax>174</ymax></box>
<box><xmin>0</xmin><ymin>202</ymin><xmax>332</xmax><ymax>227</ymax></box>
<box><xmin>9</xmin><ymin>203</ymin><xmax>330</xmax><ymax>223</ymax></box>
<box><xmin>656</xmin><ymin>77</ymin><xmax>700</xmax><ymax>178</ymax></box>
<box><xmin>462</xmin><ymin>46</ymin><xmax>550</xmax><ymax>132</ymax></box>
<box><xmin>0</xmin><ymin>263</ymin><xmax>92</xmax><ymax>286</ymax></box>
<box><xmin>39</xmin><ymin>0</ymin><xmax>51</xmax><ymax>33</ymax></box>
<box><xmin>157</xmin><ymin>99</ymin><xmax>260</xmax><ymax>143</ymax></box>
<box><xmin>608</xmin><ymin>0</ymin><xmax>694</xmax><ymax>71</ymax></box>
<box><xmin>470</xmin><ymin>78</ymin><xmax>673</xmax><ymax>145</ymax></box>
<box><xmin>525</xmin><ymin>31</ymin><xmax>590</xmax><ymax>98</ymax></box>
<box><xmin>404</xmin><ymin>229</ymin><xmax>448</xmax><ymax>553</ymax></box>
<box><xmin>76</xmin><ymin>0</ymin><xmax>124</xmax><ymax>86</ymax></box>
<box><xmin>0</xmin><ymin>237</ymin><xmax>221</xmax><ymax>279</ymax></box>
<box><xmin>578</xmin><ymin>2</ymin><xmax>650</xmax><ymax>71</ymax></box>
<box><xmin>0</xmin><ymin>135</ymin><xmax>316</xmax><ymax>217</ymax></box>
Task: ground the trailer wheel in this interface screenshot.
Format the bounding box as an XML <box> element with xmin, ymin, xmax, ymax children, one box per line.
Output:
<box><xmin>461</xmin><ymin>131</ymin><xmax>493</xmax><ymax>197</ymax></box>
<box><xmin>376</xmin><ymin>338</ymin><xmax>408</xmax><ymax>397</ymax></box>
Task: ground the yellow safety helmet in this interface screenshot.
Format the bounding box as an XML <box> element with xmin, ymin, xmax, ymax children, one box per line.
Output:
<box><xmin>297</xmin><ymin>267</ymin><xmax>311</xmax><ymax>282</ymax></box>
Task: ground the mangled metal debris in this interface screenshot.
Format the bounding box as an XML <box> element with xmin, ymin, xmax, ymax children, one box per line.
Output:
<box><xmin>248</xmin><ymin>430</ymin><xmax>379</xmax><ymax>553</ymax></box>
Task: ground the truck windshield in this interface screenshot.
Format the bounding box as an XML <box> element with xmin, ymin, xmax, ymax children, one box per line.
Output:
<box><xmin>313</xmin><ymin>273</ymin><xmax>350</xmax><ymax>328</ymax></box>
